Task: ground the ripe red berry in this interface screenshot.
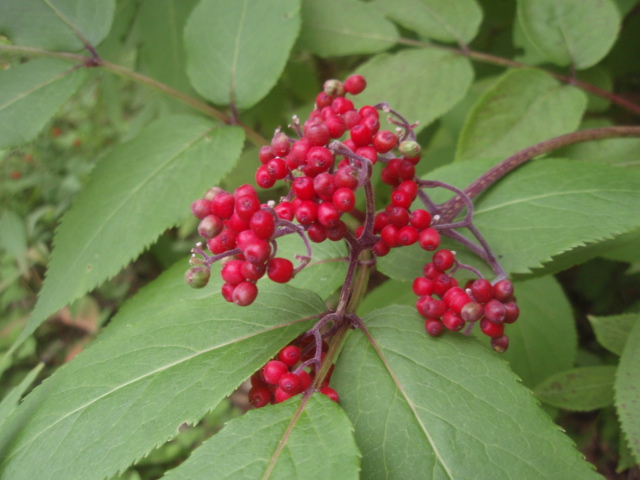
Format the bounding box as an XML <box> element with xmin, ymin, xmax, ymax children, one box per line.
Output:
<box><xmin>461</xmin><ymin>301</ymin><xmax>484</xmax><ymax>322</ymax></box>
<box><xmin>244</xmin><ymin>239</ymin><xmax>271</xmax><ymax>265</ymax></box>
<box><xmin>241</xmin><ymin>261</ymin><xmax>266</xmax><ymax>282</ymax></box>
<box><xmin>298</xmin><ymin>370</ymin><xmax>313</xmax><ymax>391</ymax></box>
<box><xmin>316</xmin><ymin>91</ymin><xmax>334</xmax><ymax>108</ymax></box>
<box><xmin>425</xmin><ymin>318</ymin><xmax>444</xmax><ymax>336</ymax></box>
<box><xmin>398</xmin><ymin>225</ymin><xmax>419</xmax><ymax>246</ymax></box>
<box><xmin>484</xmin><ymin>299</ymin><xmax>507</xmax><ymax>324</ymax></box>
<box><xmin>295</xmin><ymin>200</ymin><xmax>318</xmax><ymax>225</ymax></box>
<box><xmin>267</xmin><ymin>258</ymin><xmax>294</xmax><ymax>283</ymax></box>
<box><xmin>271</xmin><ymin>132</ymin><xmax>290</xmax><ymax>157</ymax></box>
<box><xmin>491</xmin><ymin>335</ymin><xmax>510</xmax><ymax>353</ymax></box>
<box><xmin>359</xmin><ymin>105</ymin><xmax>379</xmax><ymax>118</ymax></box>
<box><xmin>332</xmin><ymin>188</ymin><xmax>356</xmax><ymax>213</ymax></box>
<box><xmin>266</xmin><ymin>157</ymin><xmax>288</xmax><ymax>180</ymax></box>
<box><xmin>259</xmin><ymin>145</ymin><xmax>275</xmax><ymax>164</ymax></box>
<box><xmin>419</xmin><ymin>228</ymin><xmax>441</xmax><ymax>251</ymax></box>
<box><xmin>211</xmin><ymin>191</ymin><xmax>235</xmax><ymax>219</ymax></box>
<box><xmin>248</xmin><ymin>385</ymin><xmax>272</xmax><ymax>408</ymax></box>
<box><xmin>191</xmin><ymin>199</ymin><xmax>212</xmax><ymax>219</ymax></box>
<box><xmin>326</xmin><ymin>221</ymin><xmax>348</xmax><ymax>241</ymax></box>
<box><xmin>416</xmin><ymin>296</ymin><xmax>446</xmax><ymax>318</ymax></box>
<box><xmin>262</xmin><ymin>360</ymin><xmax>289</xmax><ymax>385</ymax></box>
<box><xmin>355</xmin><ymin>146</ymin><xmax>378</xmax><ymax>164</ymax></box>
<box><xmin>293</xmin><ymin>176</ymin><xmax>316</xmax><ymax>200</ymax></box>
<box><xmin>331</xmin><ymin>96</ymin><xmax>354</xmax><ymax>115</ymax></box>
<box><xmin>275</xmin><ymin>387</ymin><xmax>294</xmax><ymax>403</ymax></box>
<box><xmin>442</xmin><ymin>311</ymin><xmax>465</xmax><ymax>331</ymax></box>
<box><xmin>279</xmin><ymin>372</ymin><xmax>302</xmax><ymax>395</ymax></box>
<box><xmin>391</xmin><ymin>190</ymin><xmax>412</xmax><ymax>209</ymax></box>
<box><xmin>306</xmin><ymin>146</ymin><xmax>334</xmax><ymax>172</ymax></box>
<box><xmin>480</xmin><ymin>318</ymin><xmax>505</xmax><ymax>338</ymax></box>
<box><xmin>221</xmin><ymin>282</ymin><xmax>235</xmax><ymax>302</ymax></box>
<box><xmin>350</xmin><ymin>123</ymin><xmax>374</xmax><ymax>147</ymax></box>
<box><xmin>275</xmin><ymin>202</ymin><xmax>295</xmax><ymax>221</ymax></box>
<box><xmin>388</xmin><ymin>206</ymin><xmax>410</xmax><ymax>227</ymax></box>
<box><xmin>381</xmin><ymin>224</ymin><xmax>400</xmax><ymax>248</ymax></box>
<box><xmin>221</xmin><ymin>259</ymin><xmax>245</xmax><ymax>285</ymax></box>
<box><xmin>198</xmin><ymin>215</ymin><xmax>224</xmax><ymax>239</ymax></box>
<box><xmin>344</xmin><ymin>75</ymin><xmax>367</xmax><ymax>95</ymax></box>
<box><xmin>433</xmin><ymin>273</ymin><xmax>455</xmax><ymax>297</ymax></box>
<box><xmin>305</xmin><ymin>122</ymin><xmax>330</xmax><ymax>146</ymax></box>
<box><xmin>317</xmin><ymin>202</ymin><xmax>341</xmax><ymax>228</ymax></box>
<box><xmin>373</xmin><ymin>130</ymin><xmax>398</xmax><ymax>153</ymax></box>
<box><xmin>503</xmin><ymin>301</ymin><xmax>520</xmax><ymax>324</ymax></box>
<box><xmin>314</xmin><ymin>173</ymin><xmax>337</xmax><ymax>201</ymax></box>
<box><xmin>413</xmin><ymin>277</ymin><xmax>434</xmax><ymax>296</ymax></box>
<box><xmin>232</xmin><ymin>281</ymin><xmax>258</xmax><ymax>306</ymax></box>
<box><xmin>320</xmin><ymin>386</ymin><xmax>340</xmax><ymax>402</ymax></box>
<box><xmin>397</xmin><ymin>180</ymin><xmax>419</xmax><ymax>199</ymax></box>
<box><xmin>433</xmin><ymin>249</ymin><xmax>455</xmax><ymax>272</ymax></box>
<box><xmin>256</xmin><ymin>165</ymin><xmax>276</xmax><ymax>188</ymax></box>
<box><xmin>279</xmin><ymin>345</ymin><xmax>302</xmax><ymax>367</ymax></box>
<box><xmin>308</xmin><ymin>222</ymin><xmax>327</xmax><ymax>243</ymax></box>
<box><xmin>250</xmin><ymin>210</ymin><xmax>276</xmax><ymax>240</ymax></box>
<box><xmin>470</xmin><ymin>279</ymin><xmax>494</xmax><ymax>303</ymax></box>
<box><xmin>493</xmin><ymin>279</ymin><xmax>515</xmax><ymax>302</ymax></box>
<box><xmin>374</xmin><ymin>212</ymin><xmax>390</xmax><ymax>233</ymax></box>
<box><xmin>335</xmin><ymin>166</ymin><xmax>358</xmax><ymax>190</ymax></box>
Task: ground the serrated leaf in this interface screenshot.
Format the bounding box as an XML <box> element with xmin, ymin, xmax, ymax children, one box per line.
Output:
<box><xmin>0</xmin><ymin>210</ymin><xmax>27</xmax><ymax>271</ymax></box>
<box><xmin>456</xmin><ymin>69</ymin><xmax>587</xmax><ymax>163</ymax></box>
<box><xmin>333</xmin><ymin>305</ymin><xmax>602</xmax><ymax>479</ymax></box>
<box><xmin>0</xmin><ymin>363</ymin><xmax>43</xmax><ymax>426</ymax></box>
<box><xmin>534</xmin><ymin>366</ymin><xmax>616</xmax><ymax>411</ymax></box>
<box><xmin>372</xmin><ymin>0</ymin><xmax>482</xmax><ymax>44</ymax></box>
<box><xmin>8</xmin><ymin>117</ymin><xmax>244</xmax><ymax>358</ymax></box>
<box><xmin>163</xmin><ymin>394</ymin><xmax>359</xmax><ymax>480</ymax></box>
<box><xmin>0</xmin><ymin>58</ymin><xmax>86</xmax><ymax>148</ymax></box>
<box><xmin>0</xmin><ymin>0</ymin><xmax>115</xmax><ymax>52</ymax></box>
<box><xmin>615</xmin><ymin>320</ymin><xmax>640</xmax><ymax>464</ymax></box>
<box><xmin>588</xmin><ymin>313</ymin><xmax>638</xmax><ymax>356</ymax></box>
<box><xmin>355</xmin><ymin>48</ymin><xmax>474</xmax><ymax>133</ymax></box>
<box><xmin>517</xmin><ymin>0</ymin><xmax>620</xmax><ymax>69</ymax></box>
<box><xmin>0</xmin><ymin>262</ymin><xmax>326</xmax><ymax>480</ymax></box>
<box><xmin>184</xmin><ymin>0</ymin><xmax>300</xmax><ymax>109</ymax></box>
<box><xmin>137</xmin><ymin>0</ymin><xmax>199</xmax><ymax>94</ymax></box>
<box><xmin>298</xmin><ymin>0</ymin><xmax>397</xmax><ymax>57</ymax></box>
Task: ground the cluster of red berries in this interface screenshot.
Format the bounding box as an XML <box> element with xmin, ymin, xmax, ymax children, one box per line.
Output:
<box><xmin>190</xmin><ymin>184</ymin><xmax>295</xmax><ymax>306</ymax></box>
<box><xmin>248</xmin><ymin>340</ymin><xmax>339</xmax><ymax>408</ymax></box>
<box><xmin>413</xmin><ymin>249</ymin><xmax>519</xmax><ymax>352</ymax></box>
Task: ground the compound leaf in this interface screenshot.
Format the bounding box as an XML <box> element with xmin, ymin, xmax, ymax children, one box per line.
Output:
<box><xmin>0</xmin><ymin>262</ymin><xmax>326</xmax><ymax>480</ymax></box>
<box><xmin>184</xmin><ymin>0</ymin><xmax>300</xmax><ymax>109</ymax></box>
<box><xmin>0</xmin><ymin>58</ymin><xmax>86</xmax><ymax>149</ymax></box>
<box><xmin>534</xmin><ymin>366</ymin><xmax>616</xmax><ymax>411</ymax></box>
<box><xmin>372</xmin><ymin>0</ymin><xmax>482</xmax><ymax>44</ymax></box>
<box><xmin>615</xmin><ymin>320</ymin><xmax>640</xmax><ymax>464</ymax></box>
<box><xmin>588</xmin><ymin>313</ymin><xmax>638</xmax><ymax>356</ymax></box>
<box><xmin>517</xmin><ymin>0</ymin><xmax>620</xmax><ymax>69</ymax></box>
<box><xmin>0</xmin><ymin>0</ymin><xmax>115</xmax><ymax>52</ymax></box>
<box><xmin>298</xmin><ymin>0</ymin><xmax>398</xmax><ymax>57</ymax></box>
<box><xmin>8</xmin><ymin>116</ymin><xmax>244</xmax><ymax>358</ymax></box>
<box><xmin>355</xmin><ymin>48</ymin><xmax>474</xmax><ymax>133</ymax></box>
<box><xmin>456</xmin><ymin>69</ymin><xmax>587</xmax><ymax>164</ymax></box>
<box><xmin>163</xmin><ymin>394</ymin><xmax>359</xmax><ymax>480</ymax></box>
<box><xmin>333</xmin><ymin>305</ymin><xmax>602</xmax><ymax>479</ymax></box>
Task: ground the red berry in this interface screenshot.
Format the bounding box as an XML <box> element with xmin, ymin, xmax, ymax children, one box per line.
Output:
<box><xmin>232</xmin><ymin>281</ymin><xmax>258</xmax><ymax>306</ymax></box>
<box><xmin>388</xmin><ymin>206</ymin><xmax>410</xmax><ymax>227</ymax></box>
<box><xmin>275</xmin><ymin>202</ymin><xmax>295</xmax><ymax>221</ymax></box>
<box><xmin>433</xmin><ymin>273</ymin><xmax>455</xmax><ymax>297</ymax></box>
<box><xmin>262</xmin><ymin>360</ymin><xmax>289</xmax><ymax>385</ymax></box>
<box><xmin>416</xmin><ymin>296</ymin><xmax>446</xmax><ymax>318</ymax></box>
<box><xmin>191</xmin><ymin>199</ymin><xmax>212</xmax><ymax>219</ymax></box>
<box><xmin>316</xmin><ymin>91</ymin><xmax>334</xmax><ymax>109</ymax></box>
<box><xmin>198</xmin><ymin>215</ymin><xmax>224</xmax><ymax>239</ymax></box>
<box><xmin>256</xmin><ymin>165</ymin><xmax>276</xmax><ymax>188</ymax></box>
<box><xmin>484</xmin><ymin>299</ymin><xmax>507</xmax><ymax>324</ymax></box>
<box><xmin>293</xmin><ymin>176</ymin><xmax>316</xmax><ymax>200</ymax></box>
<box><xmin>306</xmin><ymin>146</ymin><xmax>334</xmax><ymax>172</ymax></box>
<box><xmin>425</xmin><ymin>318</ymin><xmax>444</xmax><ymax>336</ymax></box>
<box><xmin>266</xmin><ymin>157</ymin><xmax>288</xmax><ymax>180</ymax></box>
<box><xmin>295</xmin><ymin>200</ymin><xmax>318</xmax><ymax>225</ymax></box>
<box><xmin>298</xmin><ymin>370</ymin><xmax>313</xmax><ymax>391</ymax></box>
<box><xmin>413</xmin><ymin>277</ymin><xmax>434</xmax><ymax>296</ymax></box>
<box><xmin>373</xmin><ymin>240</ymin><xmax>390</xmax><ymax>256</ymax></box>
<box><xmin>211</xmin><ymin>191</ymin><xmax>235</xmax><ymax>219</ymax></box>
<box><xmin>374</xmin><ymin>212</ymin><xmax>391</xmax><ymax>233</ymax></box>
<box><xmin>442</xmin><ymin>311</ymin><xmax>465</xmax><ymax>331</ymax></box>
<box><xmin>344</xmin><ymin>74</ymin><xmax>367</xmax><ymax>95</ymax></box>
<box><xmin>410</xmin><ymin>209</ymin><xmax>431</xmax><ymax>230</ymax></box>
<box><xmin>398</xmin><ymin>225</ymin><xmax>419</xmax><ymax>246</ymax></box>
<box><xmin>480</xmin><ymin>318</ymin><xmax>505</xmax><ymax>338</ymax></box>
<box><xmin>331</xmin><ymin>96</ymin><xmax>354</xmax><ymax>115</ymax></box>
<box><xmin>221</xmin><ymin>259</ymin><xmax>245</xmax><ymax>285</ymax></box>
<box><xmin>470</xmin><ymin>279</ymin><xmax>494</xmax><ymax>303</ymax></box>
<box><xmin>250</xmin><ymin>210</ymin><xmax>276</xmax><ymax>240</ymax></box>
<box><xmin>308</xmin><ymin>222</ymin><xmax>327</xmax><ymax>243</ymax></box>
<box><xmin>274</xmin><ymin>387</ymin><xmax>294</xmax><ymax>403</ymax></box>
<box><xmin>419</xmin><ymin>228</ymin><xmax>441</xmax><ymax>251</ymax></box>
<box><xmin>355</xmin><ymin>146</ymin><xmax>378</xmax><ymax>164</ymax></box>
<box><xmin>391</xmin><ymin>190</ymin><xmax>413</xmax><ymax>209</ymax></box>
<box><xmin>279</xmin><ymin>372</ymin><xmax>302</xmax><ymax>395</ymax></box>
<box><xmin>491</xmin><ymin>335</ymin><xmax>510</xmax><ymax>353</ymax></box>
<box><xmin>271</xmin><ymin>132</ymin><xmax>290</xmax><ymax>157</ymax></box>
<box><xmin>279</xmin><ymin>346</ymin><xmax>302</xmax><ymax>367</ymax></box>
<box><xmin>461</xmin><ymin>301</ymin><xmax>484</xmax><ymax>323</ymax></box>
<box><xmin>325</xmin><ymin>221</ymin><xmax>348</xmax><ymax>241</ymax></box>
<box><xmin>267</xmin><ymin>258</ymin><xmax>294</xmax><ymax>283</ymax></box>
<box><xmin>433</xmin><ymin>249</ymin><xmax>455</xmax><ymax>272</ymax></box>
<box><xmin>305</xmin><ymin>122</ymin><xmax>330</xmax><ymax>146</ymax></box>
<box><xmin>317</xmin><ymin>202</ymin><xmax>341</xmax><ymax>228</ymax></box>
<box><xmin>235</xmin><ymin>195</ymin><xmax>261</xmax><ymax>221</ymax></box>
<box><xmin>259</xmin><ymin>145</ymin><xmax>275</xmax><ymax>164</ymax></box>
<box><xmin>397</xmin><ymin>180</ymin><xmax>419</xmax><ymax>200</ymax></box>
<box><xmin>359</xmin><ymin>105</ymin><xmax>379</xmax><ymax>118</ymax></box>
<box><xmin>504</xmin><ymin>301</ymin><xmax>520</xmax><ymax>324</ymax></box>
<box><xmin>493</xmin><ymin>279</ymin><xmax>515</xmax><ymax>302</ymax></box>
<box><xmin>343</xmin><ymin>110</ymin><xmax>361</xmax><ymax>129</ymax></box>
<box><xmin>335</xmin><ymin>166</ymin><xmax>358</xmax><ymax>190</ymax></box>
<box><xmin>350</xmin><ymin>123</ymin><xmax>374</xmax><ymax>147</ymax></box>
<box><xmin>241</xmin><ymin>261</ymin><xmax>266</xmax><ymax>282</ymax></box>
<box><xmin>381</xmin><ymin>224</ymin><xmax>400</xmax><ymax>248</ymax></box>
<box><xmin>373</xmin><ymin>130</ymin><xmax>398</xmax><ymax>153</ymax></box>
<box><xmin>361</xmin><ymin>115</ymin><xmax>380</xmax><ymax>135</ymax></box>
<box><xmin>320</xmin><ymin>386</ymin><xmax>340</xmax><ymax>402</ymax></box>
<box><xmin>221</xmin><ymin>282</ymin><xmax>235</xmax><ymax>302</ymax></box>
<box><xmin>248</xmin><ymin>385</ymin><xmax>272</xmax><ymax>408</ymax></box>
<box><xmin>332</xmin><ymin>188</ymin><xmax>356</xmax><ymax>213</ymax></box>
<box><xmin>244</xmin><ymin>239</ymin><xmax>271</xmax><ymax>265</ymax></box>
<box><xmin>314</xmin><ymin>173</ymin><xmax>337</xmax><ymax>201</ymax></box>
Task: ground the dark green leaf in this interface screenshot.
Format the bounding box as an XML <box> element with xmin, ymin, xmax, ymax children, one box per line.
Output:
<box><xmin>8</xmin><ymin>117</ymin><xmax>244</xmax><ymax>358</ymax></box>
<box><xmin>456</xmin><ymin>69</ymin><xmax>586</xmax><ymax>163</ymax></box>
<box><xmin>164</xmin><ymin>394</ymin><xmax>359</xmax><ymax>480</ymax></box>
<box><xmin>0</xmin><ymin>0</ymin><xmax>115</xmax><ymax>51</ymax></box>
<box><xmin>0</xmin><ymin>58</ymin><xmax>86</xmax><ymax>148</ymax></box>
<box><xmin>589</xmin><ymin>314</ymin><xmax>638</xmax><ymax>356</ymax></box>
<box><xmin>298</xmin><ymin>0</ymin><xmax>397</xmax><ymax>57</ymax></box>
<box><xmin>0</xmin><ymin>363</ymin><xmax>43</xmax><ymax>426</ymax></box>
<box><xmin>615</xmin><ymin>320</ymin><xmax>640</xmax><ymax>464</ymax></box>
<box><xmin>517</xmin><ymin>0</ymin><xmax>620</xmax><ymax>69</ymax></box>
<box><xmin>333</xmin><ymin>305</ymin><xmax>603</xmax><ymax>479</ymax></box>
<box><xmin>355</xmin><ymin>48</ymin><xmax>474</xmax><ymax>133</ymax></box>
<box><xmin>184</xmin><ymin>0</ymin><xmax>301</xmax><ymax>109</ymax></box>
<box><xmin>534</xmin><ymin>366</ymin><xmax>616</xmax><ymax>411</ymax></box>
<box><xmin>0</xmin><ymin>262</ymin><xmax>326</xmax><ymax>480</ymax></box>
<box><xmin>372</xmin><ymin>0</ymin><xmax>483</xmax><ymax>44</ymax></box>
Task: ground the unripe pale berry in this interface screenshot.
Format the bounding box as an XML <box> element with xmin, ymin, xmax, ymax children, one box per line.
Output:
<box><xmin>185</xmin><ymin>266</ymin><xmax>210</xmax><ymax>289</ymax></box>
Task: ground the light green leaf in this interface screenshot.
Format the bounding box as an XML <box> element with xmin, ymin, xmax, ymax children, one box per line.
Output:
<box><xmin>456</xmin><ymin>69</ymin><xmax>587</xmax><ymax>163</ymax></box>
<box><xmin>0</xmin><ymin>58</ymin><xmax>86</xmax><ymax>148</ymax></box>
<box><xmin>517</xmin><ymin>0</ymin><xmax>620</xmax><ymax>69</ymax></box>
<box><xmin>8</xmin><ymin>117</ymin><xmax>244</xmax><ymax>358</ymax></box>
<box><xmin>0</xmin><ymin>363</ymin><xmax>44</xmax><ymax>426</ymax></box>
<box><xmin>372</xmin><ymin>0</ymin><xmax>483</xmax><ymax>44</ymax></box>
<box><xmin>137</xmin><ymin>0</ymin><xmax>200</xmax><ymax>94</ymax></box>
<box><xmin>333</xmin><ymin>305</ymin><xmax>603</xmax><ymax>479</ymax></box>
<box><xmin>359</xmin><ymin>279</ymin><xmax>414</xmax><ymax>316</ymax></box>
<box><xmin>534</xmin><ymin>366</ymin><xmax>616</xmax><ymax>411</ymax></box>
<box><xmin>0</xmin><ymin>0</ymin><xmax>115</xmax><ymax>51</ymax></box>
<box><xmin>355</xmin><ymin>48</ymin><xmax>474</xmax><ymax>133</ymax></box>
<box><xmin>184</xmin><ymin>0</ymin><xmax>300</xmax><ymax>109</ymax></box>
<box><xmin>298</xmin><ymin>0</ymin><xmax>397</xmax><ymax>57</ymax></box>
<box><xmin>0</xmin><ymin>262</ymin><xmax>326</xmax><ymax>480</ymax></box>
<box><xmin>615</xmin><ymin>320</ymin><xmax>640</xmax><ymax>464</ymax></box>
<box><xmin>163</xmin><ymin>394</ymin><xmax>359</xmax><ymax>480</ymax></box>
<box><xmin>499</xmin><ymin>276</ymin><xmax>577</xmax><ymax>388</ymax></box>
<box><xmin>0</xmin><ymin>210</ymin><xmax>28</xmax><ymax>271</ymax></box>
<box><xmin>589</xmin><ymin>314</ymin><xmax>638</xmax><ymax>356</ymax></box>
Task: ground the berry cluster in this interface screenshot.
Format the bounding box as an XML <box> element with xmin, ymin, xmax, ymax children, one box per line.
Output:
<box><xmin>248</xmin><ymin>340</ymin><xmax>339</xmax><ymax>408</ymax></box>
<box><xmin>413</xmin><ymin>249</ymin><xmax>519</xmax><ymax>352</ymax></box>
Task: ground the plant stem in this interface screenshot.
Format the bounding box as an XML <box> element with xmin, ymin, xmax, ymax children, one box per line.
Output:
<box><xmin>440</xmin><ymin>126</ymin><xmax>640</xmax><ymax>222</ymax></box>
<box><xmin>396</xmin><ymin>38</ymin><xmax>640</xmax><ymax>117</ymax></box>
<box><xmin>0</xmin><ymin>44</ymin><xmax>268</xmax><ymax>146</ymax></box>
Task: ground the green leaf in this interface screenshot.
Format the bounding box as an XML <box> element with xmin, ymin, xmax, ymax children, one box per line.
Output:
<box><xmin>517</xmin><ymin>0</ymin><xmax>620</xmax><ymax>69</ymax></box>
<box><xmin>0</xmin><ymin>210</ymin><xmax>28</xmax><ymax>271</ymax></box>
<box><xmin>164</xmin><ymin>394</ymin><xmax>360</xmax><ymax>480</ymax></box>
<box><xmin>0</xmin><ymin>0</ymin><xmax>115</xmax><ymax>51</ymax></box>
<box><xmin>333</xmin><ymin>305</ymin><xmax>603</xmax><ymax>479</ymax></box>
<box><xmin>298</xmin><ymin>0</ymin><xmax>397</xmax><ymax>57</ymax></box>
<box><xmin>359</xmin><ymin>279</ymin><xmax>414</xmax><ymax>316</ymax></box>
<box><xmin>0</xmin><ymin>262</ymin><xmax>326</xmax><ymax>480</ymax></box>
<box><xmin>0</xmin><ymin>363</ymin><xmax>44</xmax><ymax>427</ymax></box>
<box><xmin>499</xmin><ymin>276</ymin><xmax>577</xmax><ymax>388</ymax></box>
<box><xmin>588</xmin><ymin>313</ymin><xmax>638</xmax><ymax>356</ymax></box>
<box><xmin>616</xmin><ymin>0</ymin><xmax>640</xmax><ymax>16</ymax></box>
<box><xmin>8</xmin><ymin>117</ymin><xmax>244</xmax><ymax>358</ymax></box>
<box><xmin>534</xmin><ymin>366</ymin><xmax>616</xmax><ymax>411</ymax></box>
<box><xmin>372</xmin><ymin>0</ymin><xmax>483</xmax><ymax>44</ymax></box>
<box><xmin>0</xmin><ymin>58</ymin><xmax>86</xmax><ymax>148</ymax></box>
<box><xmin>579</xmin><ymin>67</ymin><xmax>614</xmax><ymax>112</ymax></box>
<box><xmin>456</xmin><ymin>69</ymin><xmax>587</xmax><ymax>163</ymax></box>
<box><xmin>184</xmin><ymin>0</ymin><xmax>301</xmax><ymax>109</ymax></box>
<box><xmin>615</xmin><ymin>320</ymin><xmax>640</xmax><ymax>464</ymax></box>
<box><xmin>137</xmin><ymin>0</ymin><xmax>200</xmax><ymax>94</ymax></box>
<box><xmin>355</xmin><ymin>48</ymin><xmax>474</xmax><ymax>133</ymax></box>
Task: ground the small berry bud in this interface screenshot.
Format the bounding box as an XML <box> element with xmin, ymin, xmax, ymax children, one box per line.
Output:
<box><xmin>323</xmin><ymin>79</ymin><xmax>344</xmax><ymax>97</ymax></box>
<box><xmin>185</xmin><ymin>266</ymin><xmax>210</xmax><ymax>289</ymax></box>
<box><xmin>399</xmin><ymin>140</ymin><xmax>421</xmax><ymax>158</ymax></box>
